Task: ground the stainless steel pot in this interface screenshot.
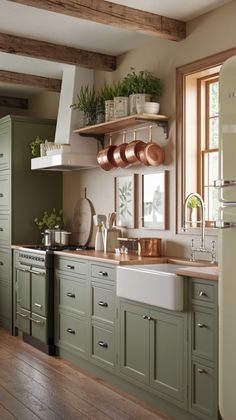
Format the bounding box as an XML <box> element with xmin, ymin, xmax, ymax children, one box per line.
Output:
<box><xmin>43</xmin><ymin>229</ymin><xmax>71</xmax><ymax>246</ymax></box>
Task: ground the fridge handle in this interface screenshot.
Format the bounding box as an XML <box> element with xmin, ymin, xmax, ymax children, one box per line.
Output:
<box><xmin>214</xmin><ymin>179</ymin><xmax>236</xmax><ymax>188</ymax></box>
<box><xmin>215</xmin><ymin>221</ymin><xmax>236</xmax><ymax>229</ymax></box>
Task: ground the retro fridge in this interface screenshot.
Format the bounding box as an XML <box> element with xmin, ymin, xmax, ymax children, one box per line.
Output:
<box><xmin>216</xmin><ymin>55</ymin><xmax>236</xmax><ymax>420</ymax></box>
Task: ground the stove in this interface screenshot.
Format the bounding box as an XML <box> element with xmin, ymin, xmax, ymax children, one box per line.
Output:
<box><xmin>20</xmin><ymin>244</ymin><xmax>94</xmax><ymax>253</ymax></box>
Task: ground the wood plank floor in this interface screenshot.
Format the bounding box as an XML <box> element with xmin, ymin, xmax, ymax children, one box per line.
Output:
<box><xmin>0</xmin><ymin>328</ymin><xmax>172</xmax><ymax>420</ymax></box>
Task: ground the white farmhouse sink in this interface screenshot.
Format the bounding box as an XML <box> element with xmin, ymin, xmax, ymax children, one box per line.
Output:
<box><xmin>116</xmin><ymin>264</ymin><xmax>188</xmax><ymax>311</ymax></box>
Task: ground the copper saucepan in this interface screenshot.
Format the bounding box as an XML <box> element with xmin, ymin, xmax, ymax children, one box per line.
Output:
<box><xmin>97</xmin><ymin>134</ymin><xmax>118</xmax><ymax>171</ymax></box>
<box><xmin>113</xmin><ymin>132</ymin><xmax>129</xmax><ymax>168</ymax></box>
<box><xmin>124</xmin><ymin>131</ymin><xmax>145</xmax><ymax>166</ymax></box>
<box><xmin>143</xmin><ymin>126</ymin><xmax>164</xmax><ymax>166</ymax></box>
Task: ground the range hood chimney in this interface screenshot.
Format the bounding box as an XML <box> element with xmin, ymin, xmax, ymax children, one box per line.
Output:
<box><xmin>31</xmin><ymin>66</ymin><xmax>98</xmax><ymax>171</ymax></box>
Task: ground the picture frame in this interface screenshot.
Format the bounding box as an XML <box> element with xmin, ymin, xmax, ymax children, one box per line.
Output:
<box><xmin>114</xmin><ymin>174</ymin><xmax>137</xmax><ymax>228</ymax></box>
<box><xmin>141</xmin><ymin>171</ymin><xmax>167</xmax><ymax>229</ymax></box>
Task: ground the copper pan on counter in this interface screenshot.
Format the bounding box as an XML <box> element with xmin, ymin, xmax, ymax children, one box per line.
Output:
<box><xmin>97</xmin><ymin>134</ymin><xmax>118</xmax><ymax>171</ymax></box>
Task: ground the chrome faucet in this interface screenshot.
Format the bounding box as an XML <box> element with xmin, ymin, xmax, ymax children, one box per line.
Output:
<box><xmin>183</xmin><ymin>192</ymin><xmax>216</xmax><ymax>263</ymax></box>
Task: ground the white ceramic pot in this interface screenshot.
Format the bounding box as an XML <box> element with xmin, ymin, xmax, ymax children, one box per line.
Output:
<box><xmin>113</xmin><ymin>97</ymin><xmax>129</xmax><ymax>118</ymax></box>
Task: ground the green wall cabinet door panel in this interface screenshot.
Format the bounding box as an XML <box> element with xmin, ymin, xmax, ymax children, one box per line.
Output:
<box><xmin>120</xmin><ymin>301</ymin><xmax>149</xmax><ymax>385</ymax></box>
<box><xmin>0</xmin><ymin>115</ymin><xmax>62</xmax><ymax>331</ymax></box>
<box><xmin>31</xmin><ymin>270</ymin><xmax>48</xmax><ymax>317</ymax></box>
<box><xmin>149</xmin><ymin>309</ymin><xmax>185</xmax><ymax>403</ymax></box>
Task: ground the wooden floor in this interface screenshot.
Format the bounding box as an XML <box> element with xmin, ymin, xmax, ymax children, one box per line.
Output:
<box><xmin>0</xmin><ymin>328</ymin><xmax>172</xmax><ymax>420</ymax></box>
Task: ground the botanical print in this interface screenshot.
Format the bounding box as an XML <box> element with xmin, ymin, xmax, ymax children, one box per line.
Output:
<box><xmin>142</xmin><ymin>172</ymin><xmax>166</xmax><ymax>229</ymax></box>
<box><xmin>115</xmin><ymin>175</ymin><xmax>136</xmax><ymax>228</ymax></box>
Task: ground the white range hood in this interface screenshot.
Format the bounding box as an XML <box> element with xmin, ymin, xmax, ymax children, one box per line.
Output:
<box><xmin>31</xmin><ymin>66</ymin><xmax>98</xmax><ymax>171</ymax></box>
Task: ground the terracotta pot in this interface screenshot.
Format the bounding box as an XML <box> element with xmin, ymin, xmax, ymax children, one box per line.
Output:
<box><xmin>97</xmin><ymin>136</ymin><xmax>118</xmax><ymax>171</ymax></box>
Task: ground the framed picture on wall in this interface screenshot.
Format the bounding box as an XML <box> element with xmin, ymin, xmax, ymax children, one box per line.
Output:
<box><xmin>141</xmin><ymin>171</ymin><xmax>167</xmax><ymax>229</ymax></box>
<box><xmin>114</xmin><ymin>174</ymin><xmax>137</xmax><ymax>228</ymax></box>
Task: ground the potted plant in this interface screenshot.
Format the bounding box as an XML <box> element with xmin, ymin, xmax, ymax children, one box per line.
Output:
<box><xmin>71</xmin><ymin>85</ymin><xmax>97</xmax><ymax>127</ymax></box>
<box><xmin>113</xmin><ymin>80</ymin><xmax>129</xmax><ymax>119</ymax></box>
<box><xmin>122</xmin><ymin>69</ymin><xmax>163</xmax><ymax>115</ymax></box>
<box><xmin>34</xmin><ymin>208</ymin><xmax>64</xmax><ymax>231</ymax></box>
<box><xmin>99</xmin><ymin>81</ymin><xmax>115</xmax><ymax>122</ymax></box>
<box><xmin>30</xmin><ymin>136</ymin><xmax>46</xmax><ymax>157</ymax></box>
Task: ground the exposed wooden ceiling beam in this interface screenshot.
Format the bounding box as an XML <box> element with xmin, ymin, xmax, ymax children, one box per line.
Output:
<box><xmin>0</xmin><ymin>32</ymin><xmax>116</xmax><ymax>72</ymax></box>
<box><xmin>0</xmin><ymin>95</ymin><xmax>28</xmax><ymax>109</ymax></box>
<box><xmin>0</xmin><ymin>70</ymin><xmax>61</xmax><ymax>92</ymax></box>
<box><xmin>9</xmin><ymin>0</ymin><xmax>186</xmax><ymax>41</ymax></box>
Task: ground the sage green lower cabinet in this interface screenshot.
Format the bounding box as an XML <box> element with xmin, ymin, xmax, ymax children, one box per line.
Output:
<box><xmin>119</xmin><ymin>300</ymin><xmax>186</xmax><ymax>406</ymax></box>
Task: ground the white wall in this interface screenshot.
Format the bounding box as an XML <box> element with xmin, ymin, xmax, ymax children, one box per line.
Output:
<box><xmin>63</xmin><ymin>0</ymin><xmax>236</xmax><ymax>259</ymax></box>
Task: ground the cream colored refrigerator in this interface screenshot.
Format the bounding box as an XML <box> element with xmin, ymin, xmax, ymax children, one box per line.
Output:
<box><xmin>215</xmin><ymin>55</ymin><xmax>236</xmax><ymax>420</ymax></box>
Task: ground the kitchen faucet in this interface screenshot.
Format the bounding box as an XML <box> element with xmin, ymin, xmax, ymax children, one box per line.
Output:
<box><xmin>183</xmin><ymin>192</ymin><xmax>216</xmax><ymax>263</ymax></box>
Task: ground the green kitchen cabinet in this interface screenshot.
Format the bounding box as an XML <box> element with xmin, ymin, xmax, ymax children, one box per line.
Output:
<box><xmin>0</xmin><ymin>115</ymin><xmax>62</xmax><ymax>332</ymax></box>
<box><xmin>119</xmin><ymin>299</ymin><xmax>187</xmax><ymax>406</ymax></box>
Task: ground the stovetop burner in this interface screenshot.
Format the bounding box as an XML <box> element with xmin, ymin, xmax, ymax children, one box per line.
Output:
<box><xmin>21</xmin><ymin>244</ymin><xmax>95</xmax><ymax>252</ymax></box>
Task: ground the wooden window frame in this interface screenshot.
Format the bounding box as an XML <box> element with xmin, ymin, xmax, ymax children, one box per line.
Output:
<box><xmin>176</xmin><ymin>47</ymin><xmax>236</xmax><ymax>235</ymax></box>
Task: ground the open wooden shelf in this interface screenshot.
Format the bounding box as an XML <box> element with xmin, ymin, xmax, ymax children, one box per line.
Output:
<box><xmin>73</xmin><ymin>113</ymin><xmax>170</xmax><ymax>137</ymax></box>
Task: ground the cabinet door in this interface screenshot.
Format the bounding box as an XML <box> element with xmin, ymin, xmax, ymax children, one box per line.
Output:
<box><xmin>149</xmin><ymin>309</ymin><xmax>185</xmax><ymax>403</ymax></box>
<box><xmin>191</xmin><ymin>307</ymin><xmax>215</xmax><ymax>361</ymax></box>
<box><xmin>0</xmin><ymin>123</ymin><xmax>10</xmax><ymax>171</ymax></box>
<box><xmin>17</xmin><ymin>267</ymin><xmax>30</xmax><ymax>310</ymax></box>
<box><xmin>190</xmin><ymin>360</ymin><xmax>216</xmax><ymax>419</ymax></box>
<box><xmin>91</xmin><ymin>283</ymin><xmax>115</xmax><ymax>325</ymax></box>
<box><xmin>31</xmin><ymin>270</ymin><xmax>47</xmax><ymax>317</ymax></box>
<box><xmin>120</xmin><ymin>301</ymin><xmax>149</xmax><ymax>385</ymax></box>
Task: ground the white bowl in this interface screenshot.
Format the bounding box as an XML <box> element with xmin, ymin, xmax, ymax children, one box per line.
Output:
<box><xmin>143</xmin><ymin>102</ymin><xmax>160</xmax><ymax>114</ymax></box>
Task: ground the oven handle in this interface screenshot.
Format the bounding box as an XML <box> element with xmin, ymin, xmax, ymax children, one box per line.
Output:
<box><xmin>29</xmin><ymin>317</ymin><xmax>45</xmax><ymax>325</ymax></box>
<box><xmin>17</xmin><ymin>267</ymin><xmax>45</xmax><ymax>276</ymax></box>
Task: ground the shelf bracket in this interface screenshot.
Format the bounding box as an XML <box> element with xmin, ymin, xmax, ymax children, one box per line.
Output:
<box><xmin>156</xmin><ymin>121</ymin><xmax>169</xmax><ymax>140</ymax></box>
<box><xmin>78</xmin><ymin>133</ymin><xmax>105</xmax><ymax>148</ymax></box>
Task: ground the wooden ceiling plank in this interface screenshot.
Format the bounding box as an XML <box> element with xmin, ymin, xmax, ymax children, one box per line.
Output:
<box><xmin>9</xmin><ymin>0</ymin><xmax>186</xmax><ymax>41</ymax></box>
<box><xmin>0</xmin><ymin>95</ymin><xmax>28</xmax><ymax>109</ymax></box>
<box><xmin>0</xmin><ymin>32</ymin><xmax>116</xmax><ymax>72</ymax></box>
<box><xmin>0</xmin><ymin>70</ymin><xmax>61</xmax><ymax>92</ymax></box>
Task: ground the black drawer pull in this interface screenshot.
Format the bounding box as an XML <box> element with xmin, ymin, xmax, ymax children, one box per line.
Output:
<box><xmin>142</xmin><ymin>315</ymin><xmax>148</xmax><ymax>319</ymax></box>
<box><xmin>197</xmin><ymin>368</ymin><xmax>206</xmax><ymax>374</ymax></box>
<box><xmin>0</xmin><ymin>153</ymin><xmax>3</xmax><ymax>158</ymax></box>
<box><xmin>66</xmin><ymin>265</ymin><xmax>75</xmax><ymax>270</ymax></box>
<box><xmin>66</xmin><ymin>328</ymin><xmax>75</xmax><ymax>334</ymax></box>
<box><xmin>0</xmin><ymin>261</ymin><xmax>3</xmax><ymax>266</ymax></box>
<box><xmin>0</xmin><ymin>193</ymin><xmax>3</xmax><ymax>197</ymax></box>
<box><xmin>199</xmin><ymin>290</ymin><xmax>207</xmax><ymax>297</ymax></box>
<box><xmin>197</xmin><ymin>323</ymin><xmax>206</xmax><ymax>328</ymax></box>
<box><xmin>98</xmin><ymin>341</ymin><xmax>108</xmax><ymax>348</ymax></box>
<box><xmin>98</xmin><ymin>301</ymin><xmax>108</xmax><ymax>307</ymax></box>
<box><xmin>67</xmin><ymin>292</ymin><xmax>76</xmax><ymax>298</ymax></box>
<box><xmin>99</xmin><ymin>271</ymin><xmax>108</xmax><ymax>277</ymax></box>
<box><xmin>0</xmin><ymin>227</ymin><xmax>3</xmax><ymax>232</ymax></box>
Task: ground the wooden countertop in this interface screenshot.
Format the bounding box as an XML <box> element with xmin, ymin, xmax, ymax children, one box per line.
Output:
<box><xmin>12</xmin><ymin>245</ymin><xmax>218</xmax><ymax>280</ymax></box>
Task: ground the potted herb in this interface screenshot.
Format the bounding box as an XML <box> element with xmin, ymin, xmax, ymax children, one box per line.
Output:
<box><xmin>30</xmin><ymin>136</ymin><xmax>46</xmax><ymax>157</ymax></box>
<box><xmin>71</xmin><ymin>85</ymin><xmax>97</xmax><ymax>127</ymax></box>
<box><xmin>122</xmin><ymin>69</ymin><xmax>163</xmax><ymax>115</ymax></box>
<box><xmin>99</xmin><ymin>81</ymin><xmax>115</xmax><ymax>122</ymax></box>
<box><xmin>113</xmin><ymin>80</ymin><xmax>129</xmax><ymax>119</ymax></box>
<box><xmin>34</xmin><ymin>208</ymin><xmax>64</xmax><ymax>231</ymax></box>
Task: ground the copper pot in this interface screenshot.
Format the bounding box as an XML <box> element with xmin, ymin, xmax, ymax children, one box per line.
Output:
<box><xmin>124</xmin><ymin>131</ymin><xmax>145</xmax><ymax>166</ymax></box>
<box><xmin>113</xmin><ymin>132</ymin><xmax>129</xmax><ymax>168</ymax></box>
<box><xmin>138</xmin><ymin>237</ymin><xmax>162</xmax><ymax>257</ymax></box>
<box><xmin>142</xmin><ymin>126</ymin><xmax>164</xmax><ymax>167</ymax></box>
<box><xmin>97</xmin><ymin>135</ymin><xmax>118</xmax><ymax>171</ymax></box>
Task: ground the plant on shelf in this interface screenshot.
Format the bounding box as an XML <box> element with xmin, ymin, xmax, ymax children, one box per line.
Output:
<box><xmin>122</xmin><ymin>69</ymin><xmax>163</xmax><ymax>97</ymax></box>
<box><xmin>30</xmin><ymin>136</ymin><xmax>46</xmax><ymax>157</ymax></box>
<box><xmin>34</xmin><ymin>208</ymin><xmax>64</xmax><ymax>230</ymax></box>
<box><xmin>71</xmin><ymin>85</ymin><xmax>97</xmax><ymax>126</ymax></box>
<box><xmin>100</xmin><ymin>81</ymin><xmax>115</xmax><ymax>102</ymax></box>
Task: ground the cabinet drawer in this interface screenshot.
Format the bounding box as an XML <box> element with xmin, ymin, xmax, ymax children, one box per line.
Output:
<box><xmin>0</xmin><ymin>215</ymin><xmax>10</xmax><ymax>246</ymax></box>
<box><xmin>191</xmin><ymin>360</ymin><xmax>216</xmax><ymax>419</ymax></box>
<box><xmin>31</xmin><ymin>314</ymin><xmax>47</xmax><ymax>344</ymax></box>
<box><xmin>0</xmin><ymin>248</ymin><xmax>10</xmax><ymax>281</ymax></box>
<box><xmin>91</xmin><ymin>324</ymin><xmax>115</xmax><ymax>368</ymax></box>
<box><xmin>58</xmin><ymin>311</ymin><xmax>88</xmax><ymax>357</ymax></box>
<box><xmin>55</xmin><ymin>257</ymin><xmax>88</xmax><ymax>276</ymax></box>
<box><xmin>191</xmin><ymin>279</ymin><xmax>216</xmax><ymax>305</ymax></box>
<box><xmin>0</xmin><ymin>175</ymin><xmax>10</xmax><ymax>210</ymax></box>
<box><xmin>57</xmin><ymin>275</ymin><xmax>87</xmax><ymax>316</ymax></box>
<box><xmin>31</xmin><ymin>271</ymin><xmax>47</xmax><ymax>317</ymax></box>
<box><xmin>91</xmin><ymin>264</ymin><xmax>115</xmax><ymax>282</ymax></box>
<box><xmin>192</xmin><ymin>308</ymin><xmax>215</xmax><ymax>361</ymax></box>
<box><xmin>91</xmin><ymin>283</ymin><xmax>115</xmax><ymax>325</ymax></box>
<box><xmin>0</xmin><ymin>125</ymin><xmax>10</xmax><ymax>171</ymax></box>
<box><xmin>17</xmin><ymin>307</ymin><xmax>30</xmax><ymax>334</ymax></box>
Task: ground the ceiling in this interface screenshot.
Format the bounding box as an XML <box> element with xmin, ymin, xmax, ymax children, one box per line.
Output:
<box><xmin>0</xmin><ymin>0</ymin><xmax>231</xmax><ymax>98</ymax></box>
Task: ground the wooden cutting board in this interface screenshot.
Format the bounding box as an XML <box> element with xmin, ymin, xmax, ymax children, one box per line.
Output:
<box><xmin>73</xmin><ymin>191</ymin><xmax>93</xmax><ymax>246</ymax></box>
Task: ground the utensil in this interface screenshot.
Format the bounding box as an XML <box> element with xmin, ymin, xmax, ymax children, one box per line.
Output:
<box><xmin>113</xmin><ymin>132</ymin><xmax>129</xmax><ymax>168</ymax></box>
<box><xmin>144</xmin><ymin>126</ymin><xmax>165</xmax><ymax>166</ymax></box>
<box><xmin>124</xmin><ymin>131</ymin><xmax>145</xmax><ymax>166</ymax></box>
<box><xmin>93</xmin><ymin>214</ymin><xmax>107</xmax><ymax>251</ymax></box>
<box><xmin>72</xmin><ymin>188</ymin><xmax>93</xmax><ymax>246</ymax></box>
<box><xmin>97</xmin><ymin>134</ymin><xmax>118</xmax><ymax>171</ymax></box>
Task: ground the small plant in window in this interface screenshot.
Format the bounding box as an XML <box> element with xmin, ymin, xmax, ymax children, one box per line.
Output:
<box><xmin>187</xmin><ymin>196</ymin><xmax>200</xmax><ymax>208</ymax></box>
